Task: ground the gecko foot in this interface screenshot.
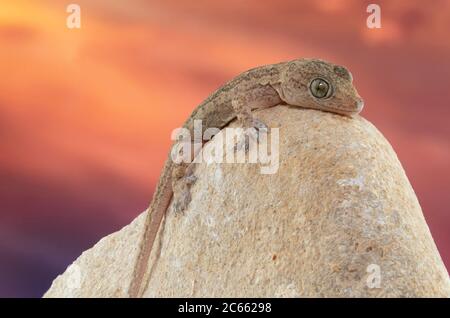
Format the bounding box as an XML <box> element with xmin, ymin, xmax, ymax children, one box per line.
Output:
<box><xmin>234</xmin><ymin>118</ymin><xmax>268</xmax><ymax>152</ymax></box>
<box><xmin>251</xmin><ymin>117</ymin><xmax>268</xmax><ymax>130</ymax></box>
<box><xmin>172</xmin><ymin>169</ymin><xmax>197</xmax><ymax>214</ymax></box>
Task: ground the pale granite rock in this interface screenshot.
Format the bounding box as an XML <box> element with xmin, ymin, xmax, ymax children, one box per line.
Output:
<box><xmin>44</xmin><ymin>106</ymin><xmax>450</xmax><ymax>298</ymax></box>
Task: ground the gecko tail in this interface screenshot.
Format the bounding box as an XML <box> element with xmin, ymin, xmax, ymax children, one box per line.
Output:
<box><xmin>129</xmin><ymin>160</ymin><xmax>174</xmax><ymax>298</ymax></box>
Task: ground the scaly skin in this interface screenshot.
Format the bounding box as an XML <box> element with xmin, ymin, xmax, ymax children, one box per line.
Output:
<box><xmin>129</xmin><ymin>58</ymin><xmax>364</xmax><ymax>297</ymax></box>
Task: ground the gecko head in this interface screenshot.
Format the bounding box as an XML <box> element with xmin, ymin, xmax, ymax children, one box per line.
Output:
<box><xmin>280</xmin><ymin>58</ymin><xmax>364</xmax><ymax>116</ymax></box>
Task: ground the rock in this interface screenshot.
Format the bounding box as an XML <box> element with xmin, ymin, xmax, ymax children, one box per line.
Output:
<box><xmin>44</xmin><ymin>105</ymin><xmax>450</xmax><ymax>298</ymax></box>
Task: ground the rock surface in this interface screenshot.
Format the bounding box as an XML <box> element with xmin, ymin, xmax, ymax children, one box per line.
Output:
<box><xmin>44</xmin><ymin>105</ymin><xmax>450</xmax><ymax>297</ymax></box>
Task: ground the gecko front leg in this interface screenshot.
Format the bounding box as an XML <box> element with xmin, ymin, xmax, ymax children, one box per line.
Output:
<box><xmin>232</xmin><ymin>97</ymin><xmax>269</xmax><ymax>152</ymax></box>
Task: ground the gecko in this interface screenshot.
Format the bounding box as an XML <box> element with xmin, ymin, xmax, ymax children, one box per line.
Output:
<box><xmin>128</xmin><ymin>58</ymin><xmax>364</xmax><ymax>297</ymax></box>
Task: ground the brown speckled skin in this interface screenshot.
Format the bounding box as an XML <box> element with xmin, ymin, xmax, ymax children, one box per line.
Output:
<box><xmin>129</xmin><ymin>58</ymin><xmax>364</xmax><ymax>297</ymax></box>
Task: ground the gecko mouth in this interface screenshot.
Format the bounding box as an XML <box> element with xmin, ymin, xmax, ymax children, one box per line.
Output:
<box><xmin>286</xmin><ymin>103</ymin><xmax>360</xmax><ymax>115</ymax></box>
<box><xmin>321</xmin><ymin>105</ymin><xmax>359</xmax><ymax>113</ymax></box>
<box><xmin>318</xmin><ymin>99</ymin><xmax>364</xmax><ymax>114</ymax></box>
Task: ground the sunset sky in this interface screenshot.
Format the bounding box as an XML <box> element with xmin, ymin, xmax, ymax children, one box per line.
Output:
<box><xmin>0</xmin><ymin>0</ymin><xmax>449</xmax><ymax>297</ymax></box>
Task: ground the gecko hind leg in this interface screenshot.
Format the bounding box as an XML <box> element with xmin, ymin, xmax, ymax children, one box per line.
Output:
<box><xmin>172</xmin><ymin>163</ymin><xmax>197</xmax><ymax>214</ymax></box>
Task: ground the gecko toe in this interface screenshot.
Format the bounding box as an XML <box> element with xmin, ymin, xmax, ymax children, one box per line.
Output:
<box><xmin>252</xmin><ymin>118</ymin><xmax>269</xmax><ymax>143</ymax></box>
<box><xmin>252</xmin><ymin>118</ymin><xmax>268</xmax><ymax>132</ymax></box>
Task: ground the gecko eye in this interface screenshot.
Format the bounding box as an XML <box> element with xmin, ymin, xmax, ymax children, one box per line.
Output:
<box><xmin>310</xmin><ymin>78</ymin><xmax>332</xmax><ymax>99</ymax></box>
